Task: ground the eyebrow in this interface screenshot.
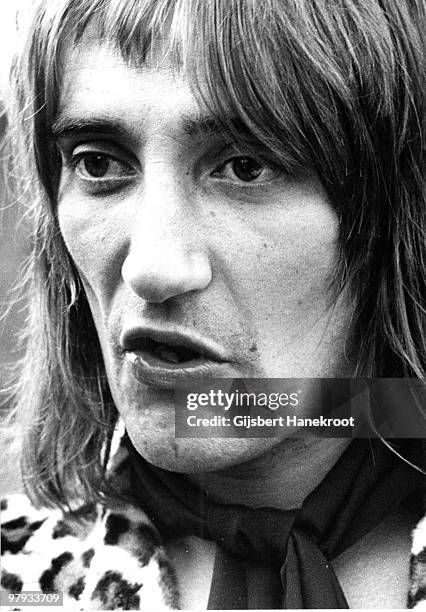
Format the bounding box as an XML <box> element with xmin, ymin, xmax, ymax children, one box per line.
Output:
<box><xmin>50</xmin><ymin>113</ymin><xmax>227</xmax><ymax>142</ymax></box>
<box><xmin>51</xmin><ymin>116</ymin><xmax>137</xmax><ymax>143</ymax></box>
<box><xmin>182</xmin><ymin>116</ymin><xmax>224</xmax><ymax>138</ymax></box>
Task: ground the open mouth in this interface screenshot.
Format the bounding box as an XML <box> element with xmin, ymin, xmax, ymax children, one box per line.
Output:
<box><xmin>121</xmin><ymin>327</ymin><xmax>226</xmax><ymax>367</ymax></box>
<box><xmin>121</xmin><ymin>327</ymin><xmax>230</xmax><ymax>386</ymax></box>
<box><xmin>142</xmin><ymin>338</ymin><xmax>201</xmax><ymax>365</ymax></box>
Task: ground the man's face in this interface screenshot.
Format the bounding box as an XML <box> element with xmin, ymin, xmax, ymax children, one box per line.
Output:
<box><xmin>56</xmin><ymin>37</ymin><xmax>353</xmax><ymax>471</ymax></box>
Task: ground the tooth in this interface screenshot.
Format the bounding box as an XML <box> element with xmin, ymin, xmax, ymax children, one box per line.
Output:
<box><xmin>154</xmin><ymin>345</ymin><xmax>180</xmax><ymax>364</ymax></box>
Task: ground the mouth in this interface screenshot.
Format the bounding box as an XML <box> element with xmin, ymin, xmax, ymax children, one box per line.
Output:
<box><xmin>140</xmin><ymin>339</ymin><xmax>199</xmax><ymax>364</ymax></box>
<box><xmin>120</xmin><ymin>327</ymin><xmax>231</xmax><ymax>388</ymax></box>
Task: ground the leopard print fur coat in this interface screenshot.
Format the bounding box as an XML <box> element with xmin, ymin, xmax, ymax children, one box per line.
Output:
<box><xmin>1</xmin><ymin>435</ymin><xmax>426</xmax><ymax>610</ymax></box>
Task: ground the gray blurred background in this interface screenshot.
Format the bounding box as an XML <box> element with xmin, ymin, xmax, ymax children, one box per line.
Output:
<box><xmin>0</xmin><ymin>3</ymin><xmax>28</xmax><ymax>495</ymax></box>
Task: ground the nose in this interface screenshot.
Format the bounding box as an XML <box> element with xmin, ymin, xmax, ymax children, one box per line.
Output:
<box><xmin>121</xmin><ymin>175</ymin><xmax>212</xmax><ymax>304</ymax></box>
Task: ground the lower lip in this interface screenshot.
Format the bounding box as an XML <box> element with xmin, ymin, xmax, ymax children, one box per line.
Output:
<box><xmin>127</xmin><ymin>351</ymin><xmax>231</xmax><ymax>389</ymax></box>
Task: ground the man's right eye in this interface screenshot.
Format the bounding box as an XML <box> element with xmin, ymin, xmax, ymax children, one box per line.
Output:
<box><xmin>74</xmin><ymin>152</ymin><xmax>135</xmax><ymax>180</ymax></box>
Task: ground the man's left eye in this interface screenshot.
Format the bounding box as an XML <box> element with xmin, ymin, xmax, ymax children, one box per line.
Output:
<box><xmin>212</xmin><ymin>157</ymin><xmax>278</xmax><ymax>183</ymax></box>
<box><xmin>74</xmin><ymin>153</ymin><xmax>135</xmax><ymax>180</ymax></box>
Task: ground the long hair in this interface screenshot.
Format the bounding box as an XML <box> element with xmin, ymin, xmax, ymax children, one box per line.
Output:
<box><xmin>7</xmin><ymin>0</ymin><xmax>425</xmax><ymax>508</ymax></box>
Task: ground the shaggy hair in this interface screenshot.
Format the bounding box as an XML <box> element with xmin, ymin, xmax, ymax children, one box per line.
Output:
<box><xmin>6</xmin><ymin>0</ymin><xmax>425</xmax><ymax>507</ymax></box>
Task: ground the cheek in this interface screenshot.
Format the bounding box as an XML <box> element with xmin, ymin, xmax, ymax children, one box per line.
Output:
<box><xmin>268</xmin><ymin>214</ymin><xmax>338</xmax><ymax>316</ymax></box>
<box><xmin>213</xmin><ymin>198</ymin><xmax>348</xmax><ymax>376</ymax></box>
<box><xmin>57</xmin><ymin>199</ymin><xmax>128</xmax><ymax>309</ymax></box>
<box><xmin>219</xmin><ymin>200</ymin><xmax>340</xmax><ymax>316</ymax></box>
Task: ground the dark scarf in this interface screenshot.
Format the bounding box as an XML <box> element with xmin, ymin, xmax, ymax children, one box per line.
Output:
<box><xmin>125</xmin><ymin>437</ymin><xmax>424</xmax><ymax>608</ymax></box>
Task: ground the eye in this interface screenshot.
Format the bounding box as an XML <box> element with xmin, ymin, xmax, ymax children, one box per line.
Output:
<box><xmin>212</xmin><ymin>156</ymin><xmax>280</xmax><ymax>183</ymax></box>
<box><xmin>231</xmin><ymin>158</ymin><xmax>264</xmax><ymax>182</ymax></box>
<box><xmin>75</xmin><ymin>153</ymin><xmax>135</xmax><ymax>180</ymax></box>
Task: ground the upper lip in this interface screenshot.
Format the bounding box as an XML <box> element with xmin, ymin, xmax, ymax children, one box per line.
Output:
<box><xmin>120</xmin><ymin>326</ymin><xmax>229</xmax><ymax>363</ymax></box>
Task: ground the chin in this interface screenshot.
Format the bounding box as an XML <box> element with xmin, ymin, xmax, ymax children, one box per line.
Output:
<box><xmin>112</xmin><ymin>382</ymin><xmax>275</xmax><ymax>473</ymax></box>
<box><xmin>124</xmin><ymin>426</ymin><xmax>277</xmax><ymax>473</ymax></box>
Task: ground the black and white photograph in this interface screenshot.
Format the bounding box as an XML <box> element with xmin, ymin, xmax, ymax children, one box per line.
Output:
<box><xmin>0</xmin><ymin>0</ymin><xmax>425</xmax><ymax>609</ymax></box>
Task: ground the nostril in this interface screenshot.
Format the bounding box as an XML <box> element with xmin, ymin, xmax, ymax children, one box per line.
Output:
<box><xmin>121</xmin><ymin>250</ymin><xmax>212</xmax><ymax>303</ymax></box>
<box><xmin>121</xmin><ymin>258</ymin><xmax>173</xmax><ymax>302</ymax></box>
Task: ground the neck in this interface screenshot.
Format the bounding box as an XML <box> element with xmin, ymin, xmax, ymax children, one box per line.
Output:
<box><xmin>188</xmin><ymin>438</ymin><xmax>350</xmax><ymax>510</ymax></box>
